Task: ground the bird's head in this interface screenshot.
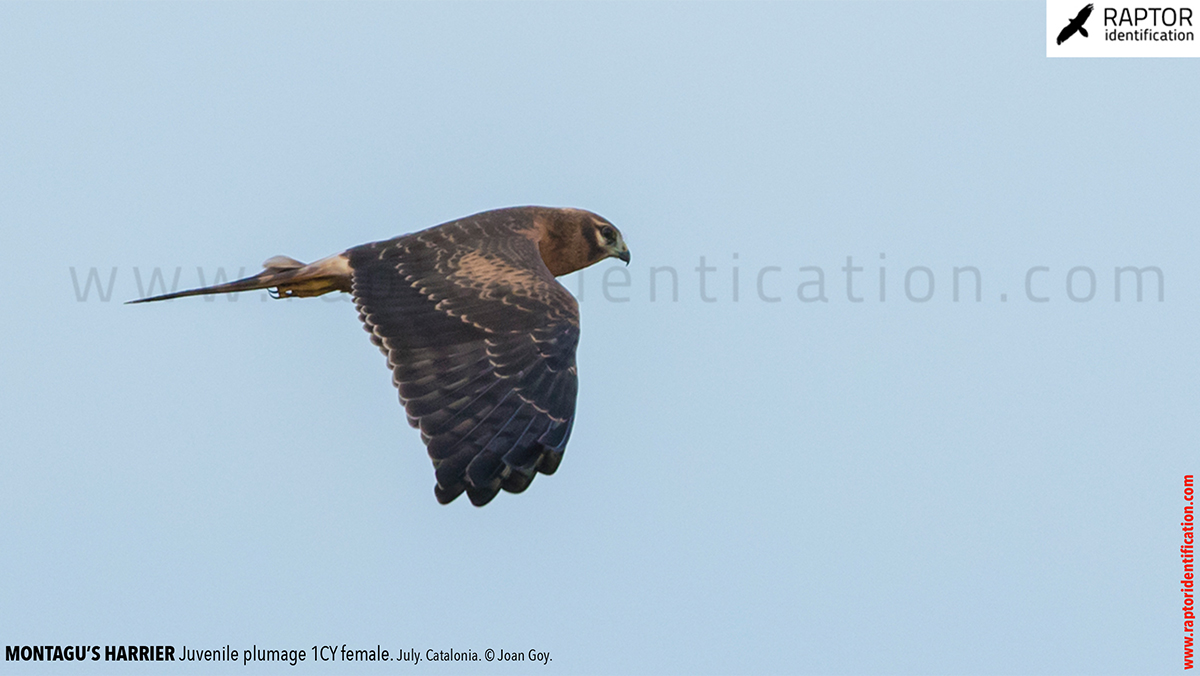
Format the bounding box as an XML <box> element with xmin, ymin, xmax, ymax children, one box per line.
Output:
<box><xmin>591</xmin><ymin>217</ymin><xmax>631</xmax><ymax>266</ymax></box>
<box><xmin>535</xmin><ymin>207</ymin><xmax>630</xmax><ymax>276</ymax></box>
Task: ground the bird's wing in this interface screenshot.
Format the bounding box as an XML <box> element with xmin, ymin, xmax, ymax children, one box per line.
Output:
<box><xmin>1057</xmin><ymin>23</ymin><xmax>1077</xmax><ymax>44</ymax></box>
<box><xmin>347</xmin><ymin>213</ymin><xmax>580</xmax><ymax>506</ymax></box>
<box><xmin>1077</xmin><ymin>4</ymin><xmax>1093</xmax><ymax>21</ymax></box>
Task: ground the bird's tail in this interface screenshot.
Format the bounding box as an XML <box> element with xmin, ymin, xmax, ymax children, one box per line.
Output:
<box><xmin>1079</xmin><ymin>27</ymin><xmax>1089</xmax><ymax>37</ymax></box>
<box><xmin>126</xmin><ymin>254</ymin><xmax>352</xmax><ymax>304</ymax></box>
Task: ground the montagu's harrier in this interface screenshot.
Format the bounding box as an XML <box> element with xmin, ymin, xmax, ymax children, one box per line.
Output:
<box><xmin>130</xmin><ymin>206</ymin><xmax>630</xmax><ymax>506</ymax></box>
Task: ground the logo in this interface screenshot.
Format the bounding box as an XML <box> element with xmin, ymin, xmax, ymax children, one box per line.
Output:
<box><xmin>1047</xmin><ymin>0</ymin><xmax>1200</xmax><ymax>56</ymax></box>
<box><xmin>1057</xmin><ymin>3</ymin><xmax>1094</xmax><ymax>43</ymax></box>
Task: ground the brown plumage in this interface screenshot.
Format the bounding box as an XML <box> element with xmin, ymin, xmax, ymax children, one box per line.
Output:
<box><xmin>130</xmin><ymin>206</ymin><xmax>630</xmax><ymax>506</ymax></box>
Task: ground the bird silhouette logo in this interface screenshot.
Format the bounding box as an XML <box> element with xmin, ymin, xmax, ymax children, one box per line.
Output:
<box><xmin>1057</xmin><ymin>3</ymin><xmax>1094</xmax><ymax>44</ymax></box>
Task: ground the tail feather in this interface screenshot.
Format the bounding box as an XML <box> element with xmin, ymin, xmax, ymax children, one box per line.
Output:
<box><xmin>126</xmin><ymin>253</ymin><xmax>352</xmax><ymax>304</ymax></box>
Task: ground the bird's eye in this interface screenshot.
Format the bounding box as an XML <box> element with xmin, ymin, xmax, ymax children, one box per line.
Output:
<box><xmin>600</xmin><ymin>226</ymin><xmax>616</xmax><ymax>244</ymax></box>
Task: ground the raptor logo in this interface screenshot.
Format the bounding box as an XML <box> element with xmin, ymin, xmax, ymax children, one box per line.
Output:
<box><xmin>1057</xmin><ymin>3</ymin><xmax>1095</xmax><ymax>43</ymax></box>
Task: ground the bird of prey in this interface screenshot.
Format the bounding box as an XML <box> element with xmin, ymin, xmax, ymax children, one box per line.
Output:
<box><xmin>1057</xmin><ymin>3</ymin><xmax>1093</xmax><ymax>45</ymax></box>
<box><xmin>130</xmin><ymin>206</ymin><xmax>630</xmax><ymax>506</ymax></box>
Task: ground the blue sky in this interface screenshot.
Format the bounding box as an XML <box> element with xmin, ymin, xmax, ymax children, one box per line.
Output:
<box><xmin>1</xmin><ymin>2</ymin><xmax>1196</xmax><ymax>674</ymax></box>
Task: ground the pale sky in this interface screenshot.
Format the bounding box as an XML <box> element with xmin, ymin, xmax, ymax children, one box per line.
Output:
<box><xmin>1</xmin><ymin>2</ymin><xmax>1196</xmax><ymax>674</ymax></box>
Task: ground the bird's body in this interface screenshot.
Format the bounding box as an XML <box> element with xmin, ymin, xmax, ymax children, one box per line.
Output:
<box><xmin>131</xmin><ymin>206</ymin><xmax>630</xmax><ymax>506</ymax></box>
<box><xmin>1057</xmin><ymin>3</ymin><xmax>1094</xmax><ymax>44</ymax></box>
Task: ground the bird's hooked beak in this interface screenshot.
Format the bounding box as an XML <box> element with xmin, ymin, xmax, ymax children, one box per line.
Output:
<box><xmin>613</xmin><ymin>233</ymin><xmax>630</xmax><ymax>265</ymax></box>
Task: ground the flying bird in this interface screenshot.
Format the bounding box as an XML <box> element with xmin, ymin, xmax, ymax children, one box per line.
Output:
<box><xmin>130</xmin><ymin>206</ymin><xmax>630</xmax><ymax>506</ymax></box>
<box><xmin>1057</xmin><ymin>3</ymin><xmax>1093</xmax><ymax>44</ymax></box>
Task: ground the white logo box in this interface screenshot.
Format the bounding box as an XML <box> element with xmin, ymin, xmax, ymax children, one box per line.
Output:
<box><xmin>1047</xmin><ymin>0</ymin><xmax>1200</xmax><ymax>57</ymax></box>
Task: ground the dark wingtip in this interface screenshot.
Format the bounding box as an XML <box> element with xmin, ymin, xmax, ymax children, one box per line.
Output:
<box><xmin>537</xmin><ymin>449</ymin><xmax>564</xmax><ymax>476</ymax></box>
<box><xmin>434</xmin><ymin>483</ymin><xmax>464</xmax><ymax>505</ymax></box>
<box><xmin>465</xmin><ymin>486</ymin><xmax>499</xmax><ymax>507</ymax></box>
<box><xmin>501</xmin><ymin>471</ymin><xmax>534</xmax><ymax>494</ymax></box>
